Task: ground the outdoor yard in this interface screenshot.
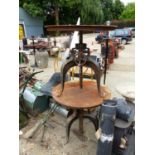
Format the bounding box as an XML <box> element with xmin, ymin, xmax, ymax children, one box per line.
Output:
<box><xmin>19</xmin><ymin>34</ymin><xmax>135</xmax><ymax>155</ymax></box>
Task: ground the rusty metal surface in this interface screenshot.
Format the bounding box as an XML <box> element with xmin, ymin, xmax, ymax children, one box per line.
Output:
<box><xmin>59</xmin><ymin>32</ymin><xmax>102</xmax><ymax>96</ymax></box>
<box><xmin>45</xmin><ymin>25</ymin><xmax>117</xmax><ymax>32</ymax></box>
<box><xmin>47</xmin><ymin>25</ymin><xmax>115</xmax><ymax>98</ymax></box>
<box><xmin>24</xmin><ymin>42</ymin><xmax>49</xmax><ymax>49</ymax></box>
<box><xmin>60</xmin><ymin>57</ymin><xmax>101</xmax><ymax>96</ymax></box>
<box><xmin>52</xmin><ymin>81</ymin><xmax>111</xmax><ymax>109</ymax></box>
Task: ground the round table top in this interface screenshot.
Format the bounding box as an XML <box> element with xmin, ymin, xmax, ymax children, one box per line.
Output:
<box><xmin>52</xmin><ymin>81</ymin><xmax>111</xmax><ymax>109</ymax></box>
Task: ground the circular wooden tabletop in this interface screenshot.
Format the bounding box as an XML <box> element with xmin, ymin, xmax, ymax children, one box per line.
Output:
<box><xmin>52</xmin><ymin>81</ymin><xmax>111</xmax><ymax>109</ymax></box>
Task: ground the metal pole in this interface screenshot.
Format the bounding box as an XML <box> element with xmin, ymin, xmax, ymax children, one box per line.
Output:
<box><xmin>103</xmin><ymin>31</ymin><xmax>109</xmax><ymax>84</ymax></box>
<box><xmin>79</xmin><ymin>31</ymin><xmax>83</xmax><ymax>43</ymax></box>
<box><xmin>79</xmin><ymin>64</ymin><xmax>83</xmax><ymax>89</ymax></box>
<box><xmin>97</xmin><ymin>100</ymin><xmax>117</xmax><ymax>155</ymax></box>
<box><xmin>79</xmin><ymin>110</ymin><xmax>84</xmax><ymax>134</ymax></box>
<box><xmin>79</xmin><ymin>31</ymin><xmax>83</xmax><ymax>89</ymax></box>
<box><xmin>31</xmin><ymin>36</ymin><xmax>38</xmax><ymax>67</ymax></box>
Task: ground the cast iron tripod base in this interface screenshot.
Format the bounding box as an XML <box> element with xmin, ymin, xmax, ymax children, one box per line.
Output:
<box><xmin>66</xmin><ymin>109</ymin><xmax>98</xmax><ymax>143</ymax></box>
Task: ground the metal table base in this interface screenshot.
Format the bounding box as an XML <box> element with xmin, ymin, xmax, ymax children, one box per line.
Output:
<box><xmin>66</xmin><ymin>109</ymin><xmax>98</xmax><ymax>143</ymax></box>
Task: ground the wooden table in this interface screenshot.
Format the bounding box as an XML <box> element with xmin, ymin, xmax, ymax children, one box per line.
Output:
<box><xmin>52</xmin><ymin>80</ymin><xmax>111</xmax><ymax>142</ymax></box>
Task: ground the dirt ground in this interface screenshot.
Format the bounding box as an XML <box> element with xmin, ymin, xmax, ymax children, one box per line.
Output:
<box><xmin>19</xmin><ymin>34</ymin><xmax>135</xmax><ymax>155</ymax></box>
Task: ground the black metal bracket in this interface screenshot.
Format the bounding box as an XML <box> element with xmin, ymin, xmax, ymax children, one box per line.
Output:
<box><xmin>59</xmin><ymin>31</ymin><xmax>102</xmax><ymax>96</ymax></box>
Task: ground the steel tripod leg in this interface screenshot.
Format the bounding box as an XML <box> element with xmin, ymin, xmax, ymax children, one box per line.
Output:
<box><xmin>83</xmin><ymin>115</ymin><xmax>98</xmax><ymax>131</ymax></box>
<box><xmin>66</xmin><ymin>116</ymin><xmax>78</xmax><ymax>143</ymax></box>
<box><xmin>40</xmin><ymin>124</ymin><xmax>46</xmax><ymax>142</ymax></box>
